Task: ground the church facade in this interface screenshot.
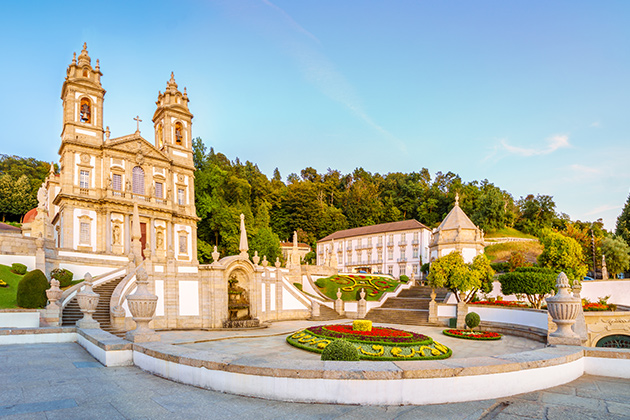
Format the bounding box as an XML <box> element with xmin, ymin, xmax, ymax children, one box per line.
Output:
<box><xmin>46</xmin><ymin>44</ymin><xmax>198</xmax><ymax>264</ymax></box>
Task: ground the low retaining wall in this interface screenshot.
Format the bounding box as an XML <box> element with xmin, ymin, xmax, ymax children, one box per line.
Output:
<box><xmin>0</xmin><ymin>310</ymin><xmax>40</xmax><ymax>328</ymax></box>
<box><xmin>0</xmin><ymin>327</ymin><xmax>76</xmax><ymax>345</ymax></box>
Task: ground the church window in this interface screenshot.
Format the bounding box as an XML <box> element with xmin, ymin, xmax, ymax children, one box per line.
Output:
<box><xmin>177</xmin><ymin>188</ymin><xmax>185</xmax><ymax>205</ymax></box>
<box><xmin>179</xmin><ymin>235</ymin><xmax>187</xmax><ymax>254</ymax></box>
<box><xmin>174</xmin><ymin>122</ymin><xmax>183</xmax><ymax>145</ymax></box>
<box><xmin>132</xmin><ymin>166</ymin><xmax>145</xmax><ymax>195</ymax></box>
<box><xmin>80</xmin><ymin>222</ymin><xmax>90</xmax><ymax>244</ymax></box>
<box><xmin>155</xmin><ymin>182</ymin><xmax>163</xmax><ymax>199</ymax></box>
<box><xmin>112</xmin><ymin>174</ymin><xmax>122</xmax><ymax>191</ymax></box>
<box><xmin>79</xmin><ymin>98</ymin><xmax>91</xmax><ymax>123</ymax></box>
<box><xmin>79</xmin><ymin>170</ymin><xmax>89</xmax><ymax>189</ymax></box>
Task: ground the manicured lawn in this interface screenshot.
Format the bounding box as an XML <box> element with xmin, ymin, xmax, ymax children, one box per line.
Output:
<box><xmin>484</xmin><ymin>241</ymin><xmax>543</xmax><ymax>264</ymax></box>
<box><xmin>484</xmin><ymin>227</ymin><xmax>537</xmax><ymax>239</ymax></box>
<box><xmin>313</xmin><ymin>274</ymin><xmax>403</xmax><ymax>301</ymax></box>
<box><xmin>0</xmin><ymin>264</ymin><xmax>26</xmax><ymax>309</ymax></box>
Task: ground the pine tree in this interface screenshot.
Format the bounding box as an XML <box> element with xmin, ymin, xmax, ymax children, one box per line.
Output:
<box><xmin>616</xmin><ymin>193</ymin><xmax>630</xmax><ymax>246</ymax></box>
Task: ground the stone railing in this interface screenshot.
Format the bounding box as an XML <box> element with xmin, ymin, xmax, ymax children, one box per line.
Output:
<box><xmin>59</xmin><ymin>266</ymin><xmax>127</xmax><ymax>310</ymax></box>
<box><xmin>109</xmin><ymin>260</ymin><xmax>146</xmax><ymax>330</ymax></box>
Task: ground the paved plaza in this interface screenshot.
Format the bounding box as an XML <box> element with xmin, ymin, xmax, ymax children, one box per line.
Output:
<box><xmin>1</xmin><ymin>321</ymin><xmax>630</xmax><ymax>419</ymax></box>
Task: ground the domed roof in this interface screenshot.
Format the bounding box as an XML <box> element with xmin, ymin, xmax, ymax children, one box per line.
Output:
<box><xmin>23</xmin><ymin>208</ymin><xmax>38</xmax><ymax>224</ymax></box>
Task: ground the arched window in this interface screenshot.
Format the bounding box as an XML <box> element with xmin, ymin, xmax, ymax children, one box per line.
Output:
<box><xmin>80</xmin><ymin>97</ymin><xmax>91</xmax><ymax>123</ymax></box>
<box><xmin>174</xmin><ymin>122</ymin><xmax>183</xmax><ymax>145</ymax></box>
<box><xmin>132</xmin><ymin>166</ymin><xmax>145</xmax><ymax>195</ymax></box>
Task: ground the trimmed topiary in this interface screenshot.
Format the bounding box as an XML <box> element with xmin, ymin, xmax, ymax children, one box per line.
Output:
<box><xmin>465</xmin><ymin>312</ymin><xmax>481</xmax><ymax>330</ymax></box>
<box><xmin>50</xmin><ymin>268</ymin><xmax>73</xmax><ymax>288</ymax></box>
<box><xmin>16</xmin><ymin>269</ymin><xmax>49</xmax><ymax>308</ymax></box>
<box><xmin>321</xmin><ymin>339</ymin><xmax>360</xmax><ymax>361</ymax></box>
<box><xmin>314</xmin><ymin>278</ymin><xmax>326</xmax><ymax>288</ymax></box>
<box><xmin>399</xmin><ymin>275</ymin><xmax>410</xmax><ymax>283</ymax></box>
<box><xmin>11</xmin><ymin>263</ymin><xmax>27</xmax><ymax>275</ymax></box>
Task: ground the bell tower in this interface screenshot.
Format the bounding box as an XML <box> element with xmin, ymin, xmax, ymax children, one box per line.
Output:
<box><xmin>60</xmin><ymin>43</ymin><xmax>106</xmax><ymax>147</ymax></box>
<box><xmin>152</xmin><ymin>73</ymin><xmax>194</xmax><ymax>167</ymax></box>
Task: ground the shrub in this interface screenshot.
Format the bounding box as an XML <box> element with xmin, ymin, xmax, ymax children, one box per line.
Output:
<box><xmin>399</xmin><ymin>275</ymin><xmax>410</xmax><ymax>283</ymax></box>
<box><xmin>465</xmin><ymin>312</ymin><xmax>480</xmax><ymax>330</ymax></box>
<box><xmin>50</xmin><ymin>268</ymin><xmax>73</xmax><ymax>288</ymax></box>
<box><xmin>321</xmin><ymin>339</ymin><xmax>360</xmax><ymax>361</ymax></box>
<box><xmin>11</xmin><ymin>263</ymin><xmax>27</xmax><ymax>275</ymax></box>
<box><xmin>498</xmin><ymin>266</ymin><xmax>557</xmax><ymax>309</ymax></box>
<box><xmin>420</xmin><ymin>263</ymin><xmax>430</xmax><ymax>274</ymax></box>
<box><xmin>16</xmin><ymin>269</ymin><xmax>49</xmax><ymax>308</ymax></box>
<box><xmin>490</xmin><ymin>262</ymin><xmax>510</xmax><ymax>273</ymax></box>
<box><xmin>314</xmin><ymin>278</ymin><xmax>326</xmax><ymax>288</ymax></box>
<box><xmin>352</xmin><ymin>320</ymin><xmax>372</xmax><ymax>332</ymax></box>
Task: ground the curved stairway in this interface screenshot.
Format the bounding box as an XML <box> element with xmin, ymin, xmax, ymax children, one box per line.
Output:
<box><xmin>366</xmin><ymin>285</ymin><xmax>448</xmax><ymax>325</ymax></box>
<box><xmin>62</xmin><ymin>276</ymin><xmax>125</xmax><ymax>334</ymax></box>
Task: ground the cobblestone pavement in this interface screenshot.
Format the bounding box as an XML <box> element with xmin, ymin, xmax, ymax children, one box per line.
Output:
<box><xmin>1</xmin><ymin>342</ymin><xmax>629</xmax><ymax>419</ymax></box>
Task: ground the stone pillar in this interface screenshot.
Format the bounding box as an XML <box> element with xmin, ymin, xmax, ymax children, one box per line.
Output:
<box><xmin>428</xmin><ymin>288</ymin><xmax>438</xmax><ymax>324</ymax></box>
<box><xmin>357</xmin><ymin>288</ymin><xmax>367</xmax><ymax>319</ymax></box>
<box><xmin>335</xmin><ymin>288</ymin><xmax>345</xmax><ymax>316</ymax></box>
<box><xmin>42</xmin><ymin>278</ymin><xmax>63</xmax><ymax>326</ymax></box>
<box><xmin>311</xmin><ymin>300</ymin><xmax>320</xmax><ymax>318</ymax></box>
<box><xmin>546</xmin><ymin>272</ymin><xmax>582</xmax><ymax>345</ymax></box>
<box><xmin>456</xmin><ymin>292</ymin><xmax>468</xmax><ymax>330</ymax></box>
<box><xmin>76</xmin><ymin>273</ymin><xmax>100</xmax><ymax>329</ymax></box>
<box><xmin>105</xmin><ymin>211</ymin><xmax>111</xmax><ymax>253</ymax></box>
<box><xmin>35</xmin><ymin>235</ymin><xmax>46</xmax><ymax>274</ymax></box>
<box><xmin>126</xmin><ymin>267</ymin><xmax>160</xmax><ymax>343</ymax></box>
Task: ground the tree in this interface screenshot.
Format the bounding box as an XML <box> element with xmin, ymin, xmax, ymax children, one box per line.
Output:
<box><xmin>516</xmin><ymin>194</ymin><xmax>556</xmax><ymax>234</ymax></box>
<box><xmin>427</xmin><ymin>252</ymin><xmax>495</xmax><ymax>302</ymax></box>
<box><xmin>498</xmin><ymin>267</ymin><xmax>557</xmax><ymax>309</ymax></box>
<box><xmin>537</xmin><ymin>229</ymin><xmax>587</xmax><ymax>281</ymax></box>
<box><xmin>601</xmin><ymin>236</ymin><xmax>630</xmax><ymax>277</ymax></box>
<box><xmin>616</xmin><ymin>193</ymin><xmax>630</xmax><ymax>247</ymax></box>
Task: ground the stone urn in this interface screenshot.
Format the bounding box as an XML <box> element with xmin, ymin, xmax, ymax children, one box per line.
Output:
<box><xmin>46</xmin><ymin>279</ymin><xmax>63</xmax><ymax>307</ymax></box>
<box><xmin>76</xmin><ymin>273</ymin><xmax>100</xmax><ymax>329</ymax></box>
<box><xmin>546</xmin><ymin>272</ymin><xmax>580</xmax><ymax>338</ymax></box>
<box><xmin>126</xmin><ymin>267</ymin><xmax>160</xmax><ymax>342</ymax></box>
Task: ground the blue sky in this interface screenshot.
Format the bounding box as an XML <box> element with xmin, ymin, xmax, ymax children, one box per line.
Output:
<box><xmin>1</xmin><ymin>1</ymin><xmax>628</xmax><ymax>230</ymax></box>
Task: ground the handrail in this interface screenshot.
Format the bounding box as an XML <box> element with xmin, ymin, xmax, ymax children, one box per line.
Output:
<box><xmin>109</xmin><ymin>260</ymin><xmax>146</xmax><ymax>314</ymax></box>
<box><xmin>59</xmin><ymin>266</ymin><xmax>127</xmax><ymax>309</ymax></box>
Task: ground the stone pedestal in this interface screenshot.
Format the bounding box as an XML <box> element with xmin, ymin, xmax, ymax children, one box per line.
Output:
<box><xmin>428</xmin><ymin>289</ymin><xmax>438</xmax><ymax>324</ymax></box>
<box><xmin>456</xmin><ymin>293</ymin><xmax>468</xmax><ymax>330</ymax></box>
<box><xmin>126</xmin><ymin>267</ymin><xmax>160</xmax><ymax>343</ymax></box>
<box><xmin>357</xmin><ymin>289</ymin><xmax>367</xmax><ymax>319</ymax></box>
<box><xmin>42</xmin><ymin>278</ymin><xmax>62</xmax><ymax>326</ymax></box>
<box><xmin>77</xmin><ymin>273</ymin><xmax>100</xmax><ymax>329</ymax></box>
<box><xmin>547</xmin><ymin>272</ymin><xmax>582</xmax><ymax>345</ymax></box>
<box><xmin>311</xmin><ymin>300</ymin><xmax>320</xmax><ymax>317</ymax></box>
<box><xmin>335</xmin><ymin>288</ymin><xmax>345</xmax><ymax>316</ymax></box>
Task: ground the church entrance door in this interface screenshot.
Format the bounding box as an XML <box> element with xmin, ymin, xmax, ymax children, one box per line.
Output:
<box><xmin>140</xmin><ymin>222</ymin><xmax>147</xmax><ymax>258</ymax></box>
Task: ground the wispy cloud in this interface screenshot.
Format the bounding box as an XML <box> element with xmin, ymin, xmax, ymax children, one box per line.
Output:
<box><xmin>484</xmin><ymin>134</ymin><xmax>571</xmax><ymax>162</ymax></box>
<box><xmin>590</xmin><ymin>121</ymin><xmax>601</xmax><ymax>128</ymax></box>
<box><xmin>570</xmin><ymin>164</ymin><xmax>599</xmax><ymax>174</ymax></box>
<box><xmin>222</xmin><ymin>0</ymin><xmax>404</xmax><ymax>150</ymax></box>
<box><xmin>585</xmin><ymin>204</ymin><xmax>621</xmax><ymax>216</ymax></box>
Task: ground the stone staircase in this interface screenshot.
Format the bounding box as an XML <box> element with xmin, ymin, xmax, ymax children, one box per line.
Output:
<box><xmin>62</xmin><ymin>276</ymin><xmax>125</xmax><ymax>336</ymax></box>
<box><xmin>366</xmin><ymin>285</ymin><xmax>448</xmax><ymax>325</ymax></box>
<box><xmin>310</xmin><ymin>304</ymin><xmax>346</xmax><ymax>321</ymax></box>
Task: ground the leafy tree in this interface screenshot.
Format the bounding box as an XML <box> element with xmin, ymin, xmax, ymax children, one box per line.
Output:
<box><xmin>601</xmin><ymin>236</ymin><xmax>630</xmax><ymax>277</ymax></box>
<box><xmin>427</xmin><ymin>252</ymin><xmax>494</xmax><ymax>302</ymax></box>
<box><xmin>537</xmin><ymin>229</ymin><xmax>587</xmax><ymax>280</ymax></box>
<box><xmin>249</xmin><ymin>226</ymin><xmax>281</xmax><ymax>262</ymax></box>
<box><xmin>498</xmin><ymin>267</ymin><xmax>557</xmax><ymax>309</ymax></box>
<box><xmin>616</xmin><ymin>193</ymin><xmax>630</xmax><ymax>247</ymax></box>
<box><xmin>516</xmin><ymin>194</ymin><xmax>556</xmax><ymax>234</ymax></box>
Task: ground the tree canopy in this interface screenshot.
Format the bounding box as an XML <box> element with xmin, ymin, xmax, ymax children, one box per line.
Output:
<box><xmin>537</xmin><ymin>229</ymin><xmax>588</xmax><ymax>281</ymax></box>
<box><xmin>601</xmin><ymin>236</ymin><xmax>630</xmax><ymax>277</ymax></box>
<box><xmin>427</xmin><ymin>252</ymin><xmax>494</xmax><ymax>302</ymax></box>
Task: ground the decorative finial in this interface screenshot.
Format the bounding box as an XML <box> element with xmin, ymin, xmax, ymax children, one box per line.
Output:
<box><xmin>49</xmin><ymin>162</ymin><xmax>55</xmax><ymax>176</ymax></box>
<box><xmin>239</xmin><ymin>213</ymin><xmax>248</xmax><ymax>257</ymax></box>
<box><xmin>95</xmin><ymin>59</ymin><xmax>100</xmax><ymax>71</ymax></box>
<box><xmin>170</xmin><ymin>71</ymin><xmax>175</xmax><ymax>81</ymax></box>
<box><xmin>134</xmin><ymin>116</ymin><xmax>142</xmax><ymax>133</ymax></box>
<box><xmin>455</xmin><ymin>192</ymin><xmax>460</xmax><ymax>206</ymax></box>
<box><xmin>72</xmin><ymin>52</ymin><xmax>76</xmax><ymax>65</ymax></box>
<box><xmin>105</xmin><ymin>126</ymin><xmax>110</xmax><ymax>140</ymax></box>
<box><xmin>211</xmin><ymin>245</ymin><xmax>220</xmax><ymax>263</ymax></box>
<box><xmin>82</xmin><ymin>42</ymin><xmax>87</xmax><ymax>52</ymax></box>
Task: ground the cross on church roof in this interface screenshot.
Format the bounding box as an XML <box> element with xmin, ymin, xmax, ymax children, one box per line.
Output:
<box><xmin>134</xmin><ymin>115</ymin><xmax>142</xmax><ymax>133</ymax></box>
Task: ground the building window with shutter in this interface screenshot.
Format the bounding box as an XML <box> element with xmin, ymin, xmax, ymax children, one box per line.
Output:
<box><xmin>80</xmin><ymin>222</ymin><xmax>90</xmax><ymax>244</ymax></box>
<box><xmin>179</xmin><ymin>234</ymin><xmax>187</xmax><ymax>254</ymax></box>
<box><xmin>155</xmin><ymin>182</ymin><xmax>163</xmax><ymax>199</ymax></box>
<box><xmin>112</xmin><ymin>174</ymin><xmax>122</xmax><ymax>191</ymax></box>
<box><xmin>132</xmin><ymin>166</ymin><xmax>145</xmax><ymax>195</ymax></box>
<box><xmin>178</xmin><ymin>188</ymin><xmax>185</xmax><ymax>205</ymax></box>
<box><xmin>79</xmin><ymin>170</ymin><xmax>89</xmax><ymax>189</ymax></box>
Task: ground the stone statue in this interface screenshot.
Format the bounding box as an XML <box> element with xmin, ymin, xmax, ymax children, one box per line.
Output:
<box><xmin>125</xmin><ymin>180</ymin><xmax>132</xmax><ymax>192</ymax></box>
<box><xmin>112</xmin><ymin>225</ymin><xmax>121</xmax><ymax>245</ymax></box>
<box><xmin>156</xmin><ymin>231</ymin><xmax>164</xmax><ymax>250</ymax></box>
<box><xmin>106</xmin><ymin>176</ymin><xmax>112</xmax><ymax>190</ymax></box>
<box><xmin>36</xmin><ymin>184</ymin><xmax>47</xmax><ymax>211</ymax></box>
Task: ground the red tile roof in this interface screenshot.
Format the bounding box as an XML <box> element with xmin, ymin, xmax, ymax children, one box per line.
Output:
<box><xmin>318</xmin><ymin>219</ymin><xmax>430</xmax><ymax>242</ymax></box>
<box><xmin>23</xmin><ymin>208</ymin><xmax>38</xmax><ymax>224</ymax></box>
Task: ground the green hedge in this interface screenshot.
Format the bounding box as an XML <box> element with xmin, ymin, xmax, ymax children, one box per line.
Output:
<box><xmin>11</xmin><ymin>263</ymin><xmax>27</xmax><ymax>275</ymax></box>
<box><xmin>50</xmin><ymin>268</ymin><xmax>73</xmax><ymax>288</ymax></box>
<box><xmin>321</xmin><ymin>339</ymin><xmax>360</xmax><ymax>361</ymax></box>
<box><xmin>16</xmin><ymin>269</ymin><xmax>49</xmax><ymax>308</ymax></box>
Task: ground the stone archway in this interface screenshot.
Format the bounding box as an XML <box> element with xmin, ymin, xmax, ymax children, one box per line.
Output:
<box><xmin>222</xmin><ymin>259</ymin><xmax>260</xmax><ymax>328</ymax></box>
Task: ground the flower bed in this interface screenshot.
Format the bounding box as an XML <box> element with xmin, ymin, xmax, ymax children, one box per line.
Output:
<box><xmin>442</xmin><ymin>329</ymin><xmax>502</xmax><ymax>340</ymax></box>
<box><xmin>287</xmin><ymin>324</ymin><xmax>452</xmax><ymax>360</ymax></box>
<box><xmin>583</xmin><ymin>302</ymin><xmax>617</xmax><ymax>312</ymax></box>
<box><xmin>314</xmin><ymin>274</ymin><xmax>401</xmax><ymax>301</ymax></box>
